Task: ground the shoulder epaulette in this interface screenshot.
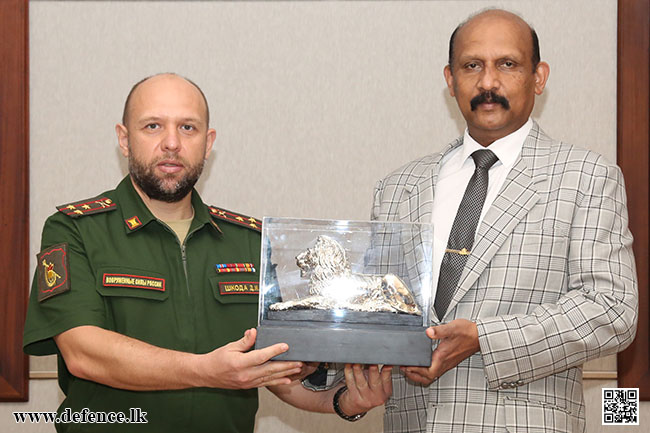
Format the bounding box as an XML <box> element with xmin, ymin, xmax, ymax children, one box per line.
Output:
<box><xmin>208</xmin><ymin>206</ymin><xmax>261</xmax><ymax>232</ymax></box>
<box><xmin>56</xmin><ymin>196</ymin><xmax>117</xmax><ymax>218</ymax></box>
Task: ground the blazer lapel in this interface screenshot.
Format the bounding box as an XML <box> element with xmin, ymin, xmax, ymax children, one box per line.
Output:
<box><xmin>397</xmin><ymin>140</ymin><xmax>461</xmax><ymax>224</ymax></box>
<box><xmin>444</xmin><ymin>123</ymin><xmax>551</xmax><ymax>317</ymax></box>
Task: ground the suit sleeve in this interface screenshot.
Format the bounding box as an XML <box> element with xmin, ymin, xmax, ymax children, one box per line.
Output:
<box><xmin>371</xmin><ymin>179</ymin><xmax>385</xmax><ymax>221</ymax></box>
<box><xmin>476</xmin><ymin>161</ymin><xmax>638</xmax><ymax>389</ymax></box>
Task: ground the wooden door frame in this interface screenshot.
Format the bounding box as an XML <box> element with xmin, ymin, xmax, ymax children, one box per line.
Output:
<box><xmin>616</xmin><ymin>0</ymin><xmax>650</xmax><ymax>398</ymax></box>
<box><xmin>0</xmin><ymin>0</ymin><xmax>29</xmax><ymax>402</ymax></box>
<box><xmin>0</xmin><ymin>0</ymin><xmax>648</xmax><ymax>401</ymax></box>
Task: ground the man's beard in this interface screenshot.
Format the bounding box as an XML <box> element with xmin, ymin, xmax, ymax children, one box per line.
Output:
<box><xmin>470</xmin><ymin>91</ymin><xmax>510</xmax><ymax>111</ymax></box>
<box><xmin>129</xmin><ymin>152</ymin><xmax>204</xmax><ymax>203</ymax></box>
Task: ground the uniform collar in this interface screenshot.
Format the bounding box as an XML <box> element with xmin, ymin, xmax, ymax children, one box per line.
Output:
<box><xmin>116</xmin><ymin>176</ymin><xmax>220</xmax><ymax>235</ymax></box>
<box><xmin>191</xmin><ymin>188</ymin><xmax>223</xmax><ymax>235</ymax></box>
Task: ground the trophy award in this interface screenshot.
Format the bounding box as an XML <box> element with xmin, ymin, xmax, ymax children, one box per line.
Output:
<box><xmin>255</xmin><ymin>217</ymin><xmax>433</xmax><ymax>366</ymax></box>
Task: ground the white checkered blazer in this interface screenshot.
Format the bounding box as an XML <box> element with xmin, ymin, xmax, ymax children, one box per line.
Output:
<box><xmin>371</xmin><ymin>122</ymin><xmax>638</xmax><ymax>433</ymax></box>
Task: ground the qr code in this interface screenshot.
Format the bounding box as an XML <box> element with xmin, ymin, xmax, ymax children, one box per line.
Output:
<box><xmin>602</xmin><ymin>388</ymin><xmax>639</xmax><ymax>425</ymax></box>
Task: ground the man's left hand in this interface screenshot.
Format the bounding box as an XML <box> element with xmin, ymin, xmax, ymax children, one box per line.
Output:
<box><xmin>339</xmin><ymin>364</ymin><xmax>393</xmax><ymax>415</ymax></box>
<box><xmin>401</xmin><ymin>319</ymin><xmax>480</xmax><ymax>386</ymax></box>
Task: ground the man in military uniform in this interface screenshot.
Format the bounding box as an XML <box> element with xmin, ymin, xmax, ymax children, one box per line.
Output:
<box><xmin>23</xmin><ymin>73</ymin><xmax>305</xmax><ymax>432</ymax></box>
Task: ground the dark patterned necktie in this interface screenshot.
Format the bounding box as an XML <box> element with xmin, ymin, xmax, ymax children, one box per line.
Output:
<box><xmin>434</xmin><ymin>149</ymin><xmax>499</xmax><ymax>319</ymax></box>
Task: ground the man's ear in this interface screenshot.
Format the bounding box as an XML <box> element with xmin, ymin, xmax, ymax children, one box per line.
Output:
<box><xmin>534</xmin><ymin>61</ymin><xmax>550</xmax><ymax>95</ymax></box>
<box><xmin>204</xmin><ymin>128</ymin><xmax>216</xmax><ymax>160</ymax></box>
<box><xmin>115</xmin><ymin>124</ymin><xmax>130</xmax><ymax>157</ymax></box>
<box><xmin>443</xmin><ymin>65</ymin><xmax>456</xmax><ymax>97</ymax></box>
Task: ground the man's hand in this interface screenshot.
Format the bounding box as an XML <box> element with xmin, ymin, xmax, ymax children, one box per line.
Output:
<box><xmin>269</xmin><ymin>363</ymin><xmax>392</xmax><ymax>414</ymax></box>
<box><xmin>197</xmin><ymin>328</ymin><xmax>304</xmax><ymax>389</ymax></box>
<box><xmin>286</xmin><ymin>362</ymin><xmax>320</xmax><ymax>382</ymax></box>
<box><xmin>55</xmin><ymin>325</ymin><xmax>303</xmax><ymax>391</ymax></box>
<box><xmin>401</xmin><ymin>319</ymin><xmax>479</xmax><ymax>386</ymax></box>
<box><xmin>338</xmin><ymin>364</ymin><xmax>393</xmax><ymax>415</ymax></box>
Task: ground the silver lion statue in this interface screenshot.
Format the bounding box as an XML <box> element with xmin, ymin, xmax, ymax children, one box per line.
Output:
<box><xmin>270</xmin><ymin>235</ymin><xmax>421</xmax><ymax>315</ymax></box>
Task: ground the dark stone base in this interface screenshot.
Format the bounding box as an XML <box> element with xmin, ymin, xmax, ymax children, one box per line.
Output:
<box><xmin>256</xmin><ymin>320</ymin><xmax>432</xmax><ymax>366</ymax></box>
<box><xmin>266</xmin><ymin>308</ymin><xmax>422</xmax><ymax>326</ymax></box>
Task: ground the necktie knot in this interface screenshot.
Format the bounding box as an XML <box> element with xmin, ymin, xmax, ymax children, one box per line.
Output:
<box><xmin>471</xmin><ymin>149</ymin><xmax>499</xmax><ymax>170</ymax></box>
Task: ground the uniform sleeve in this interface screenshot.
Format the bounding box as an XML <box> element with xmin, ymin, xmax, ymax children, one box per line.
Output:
<box><xmin>23</xmin><ymin>213</ymin><xmax>107</xmax><ymax>356</ymax></box>
<box><xmin>477</xmin><ymin>162</ymin><xmax>638</xmax><ymax>389</ymax></box>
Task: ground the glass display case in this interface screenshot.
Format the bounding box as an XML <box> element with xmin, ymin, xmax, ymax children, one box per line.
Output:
<box><xmin>255</xmin><ymin>217</ymin><xmax>434</xmax><ymax>366</ymax></box>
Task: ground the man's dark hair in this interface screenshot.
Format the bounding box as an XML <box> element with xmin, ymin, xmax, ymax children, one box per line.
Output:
<box><xmin>448</xmin><ymin>9</ymin><xmax>540</xmax><ymax>73</ymax></box>
<box><xmin>121</xmin><ymin>73</ymin><xmax>210</xmax><ymax>126</ymax></box>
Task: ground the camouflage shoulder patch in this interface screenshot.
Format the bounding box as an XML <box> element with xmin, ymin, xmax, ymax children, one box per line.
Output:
<box><xmin>56</xmin><ymin>196</ymin><xmax>116</xmax><ymax>218</ymax></box>
<box><xmin>36</xmin><ymin>243</ymin><xmax>71</xmax><ymax>302</ymax></box>
<box><xmin>208</xmin><ymin>206</ymin><xmax>261</xmax><ymax>232</ymax></box>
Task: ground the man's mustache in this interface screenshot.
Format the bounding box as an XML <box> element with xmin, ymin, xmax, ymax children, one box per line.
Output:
<box><xmin>470</xmin><ymin>91</ymin><xmax>510</xmax><ymax>111</ymax></box>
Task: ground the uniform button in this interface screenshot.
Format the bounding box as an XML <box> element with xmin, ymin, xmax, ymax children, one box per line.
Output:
<box><xmin>501</xmin><ymin>382</ymin><xmax>510</xmax><ymax>389</ymax></box>
<box><xmin>516</xmin><ymin>380</ymin><xmax>524</xmax><ymax>386</ymax></box>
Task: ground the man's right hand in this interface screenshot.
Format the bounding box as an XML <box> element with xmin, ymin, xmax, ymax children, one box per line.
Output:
<box><xmin>196</xmin><ymin>327</ymin><xmax>303</xmax><ymax>389</ymax></box>
<box><xmin>55</xmin><ymin>325</ymin><xmax>302</xmax><ymax>391</ymax></box>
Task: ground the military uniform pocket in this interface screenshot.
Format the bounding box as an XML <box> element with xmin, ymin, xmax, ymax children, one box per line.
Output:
<box><xmin>95</xmin><ymin>267</ymin><xmax>172</xmax><ymax>341</ymax></box>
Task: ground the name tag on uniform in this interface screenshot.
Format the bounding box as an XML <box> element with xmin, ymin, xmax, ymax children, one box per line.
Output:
<box><xmin>103</xmin><ymin>273</ymin><xmax>166</xmax><ymax>292</ymax></box>
<box><xmin>219</xmin><ymin>281</ymin><xmax>259</xmax><ymax>295</ymax></box>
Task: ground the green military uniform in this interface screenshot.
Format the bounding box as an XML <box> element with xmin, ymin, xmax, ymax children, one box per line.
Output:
<box><xmin>24</xmin><ymin>176</ymin><xmax>263</xmax><ymax>433</ymax></box>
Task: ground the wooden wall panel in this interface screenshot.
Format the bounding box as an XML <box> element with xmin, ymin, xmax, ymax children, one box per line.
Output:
<box><xmin>617</xmin><ymin>0</ymin><xmax>650</xmax><ymax>399</ymax></box>
<box><xmin>0</xmin><ymin>0</ymin><xmax>29</xmax><ymax>402</ymax></box>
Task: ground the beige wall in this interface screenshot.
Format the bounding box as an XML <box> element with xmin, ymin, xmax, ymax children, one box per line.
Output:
<box><xmin>1</xmin><ymin>0</ymin><xmax>645</xmax><ymax>432</ymax></box>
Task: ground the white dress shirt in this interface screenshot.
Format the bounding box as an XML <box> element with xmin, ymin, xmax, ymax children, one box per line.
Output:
<box><xmin>430</xmin><ymin>118</ymin><xmax>533</xmax><ymax>294</ymax></box>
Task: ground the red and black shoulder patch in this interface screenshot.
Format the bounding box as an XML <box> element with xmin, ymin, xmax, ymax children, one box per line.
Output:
<box><xmin>37</xmin><ymin>243</ymin><xmax>70</xmax><ymax>302</ymax></box>
<box><xmin>208</xmin><ymin>206</ymin><xmax>261</xmax><ymax>232</ymax></box>
<box><xmin>56</xmin><ymin>196</ymin><xmax>116</xmax><ymax>218</ymax></box>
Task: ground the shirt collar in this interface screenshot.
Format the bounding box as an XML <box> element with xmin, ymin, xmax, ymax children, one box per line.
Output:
<box><xmin>461</xmin><ymin>118</ymin><xmax>533</xmax><ymax>169</ymax></box>
<box><xmin>116</xmin><ymin>176</ymin><xmax>218</xmax><ymax>235</ymax></box>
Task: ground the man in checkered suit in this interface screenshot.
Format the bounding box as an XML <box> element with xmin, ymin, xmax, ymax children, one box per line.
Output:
<box><xmin>368</xmin><ymin>8</ymin><xmax>638</xmax><ymax>433</ymax></box>
<box><xmin>281</xmin><ymin>8</ymin><xmax>637</xmax><ymax>432</ymax></box>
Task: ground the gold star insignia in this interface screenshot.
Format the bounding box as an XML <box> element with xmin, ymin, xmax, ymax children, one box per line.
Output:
<box><xmin>235</xmin><ymin>216</ymin><xmax>244</xmax><ymax>222</ymax></box>
<box><xmin>74</xmin><ymin>210</ymin><xmax>83</xmax><ymax>215</ymax></box>
<box><xmin>248</xmin><ymin>217</ymin><xmax>257</xmax><ymax>223</ymax></box>
<box><xmin>66</xmin><ymin>205</ymin><xmax>76</xmax><ymax>210</ymax></box>
<box><xmin>81</xmin><ymin>204</ymin><xmax>91</xmax><ymax>210</ymax></box>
